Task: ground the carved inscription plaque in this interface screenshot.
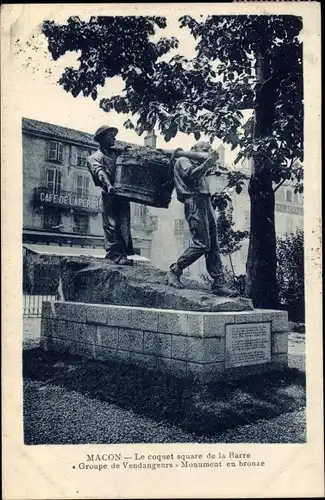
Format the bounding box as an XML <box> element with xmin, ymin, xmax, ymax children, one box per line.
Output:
<box><xmin>225</xmin><ymin>322</ymin><xmax>271</xmax><ymax>369</ymax></box>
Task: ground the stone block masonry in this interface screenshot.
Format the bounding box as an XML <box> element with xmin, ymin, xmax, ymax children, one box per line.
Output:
<box><xmin>40</xmin><ymin>301</ymin><xmax>289</xmax><ymax>382</ymax></box>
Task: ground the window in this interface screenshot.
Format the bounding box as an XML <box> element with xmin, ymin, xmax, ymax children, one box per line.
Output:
<box><xmin>46</xmin><ymin>168</ymin><xmax>62</xmax><ymax>194</ymax></box>
<box><xmin>285</xmin><ymin>189</ymin><xmax>293</xmax><ymax>203</ymax></box>
<box><xmin>48</xmin><ymin>141</ymin><xmax>64</xmax><ymax>162</ymax></box>
<box><xmin>74</xmin><ymin>174</ymin><xmax>90</xmax><ymax>197</ymax></box>
<box><xmin>73</xmin><ymin>213</ymin><xmax>89</xmax><ymax>234</ymax></box>
<box><xmin>43</xmin><ymin>208</ymin><xmax>62</xmax><ymax>231</ymax></box>
<box><xmin>77</xmin><ymin>149</ymin><xmax>90</xmax><ymax>167</ymax></box>
<box><xmin>174</xmin><ymin>219</ymin><xmax>185</xmax><ymax>236</ymax></box>
<box><xmin>134</xmin><ymin>204</ymin><xmax>148</xmax><ymax>222</ymax></box>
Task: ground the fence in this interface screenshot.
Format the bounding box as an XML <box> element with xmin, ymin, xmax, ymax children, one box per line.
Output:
<box><xmin>23</xmin><ymin>294</ymin><xmax>57</xmax><ymax>318</ymax></box>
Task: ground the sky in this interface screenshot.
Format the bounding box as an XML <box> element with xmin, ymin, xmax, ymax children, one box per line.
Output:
<box><xmin>7</xmin><ymin>4</ymin><xmax>251</xmax><ymax>164</ymax></box>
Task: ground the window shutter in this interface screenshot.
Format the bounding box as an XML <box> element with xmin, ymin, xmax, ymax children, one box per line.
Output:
<box><xmin>73</xmin><ymin>173</ymin><xmax>77</xmax><ymax>192</ymax></box>
<box><xmin>58</xmin><ymin>143</ymin><xmax>64</xmax><ymax>163</ymax></box>
<box><xmin>81</xmin><ymin>150</ymin><xmax>89</xmax><ymax>167</ymax></box>
<box><xmin>70</xmin><ymin>146</ymin><xmax>78</xmax><ymax>166</ymax></box>
<box><xmin>56</xmin><ymin>170</ymin><xmax>62</xmax><ymax>194</ymax></box>
<box><xmin>84</xmin><ymin>176</ymin><xmax>90</xmax><ymax>196</ymax></box>
<box><xmin>46</xmin><ymin>169</ymin><xmax>55</xmax><ymax>192</ymax></box>
<box><xmin>74</xmin><ymin>173</ymin><xmax>81</xmax><ymax>194</ymax></box>
<box><xmin>134</xmin><ymin>204</ymin><xmax>140</xmax><ymax>217</ymax></box>
<box><xmin>75</xmin><ymin>174</ymin><xmax>83</xmax><ymax>196</ymax></box>
<box><xmin>140</xmin><ymin>205</ymin><xmax>147</xmax><ymax>222</ymax></box>
<box><xmin>48</xmin><ymin>141</ymin><xmax>58</xmax><ymax>160</ymax></box>
<box><xmin>46</xmin><ymin>169</ymin><xmax>54</xmax><ymax>184</ymax></box>
<box><xmin>77</xmin><ymin>149</ymin><xmax>82</xmax><ymax>167</ymax></box>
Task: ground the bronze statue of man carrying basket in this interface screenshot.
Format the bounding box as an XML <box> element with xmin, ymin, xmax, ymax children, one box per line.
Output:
<box><xmin>87</xmin><ymin>125</ymin><xmax>238</xmax><ymax>297</ymax></box>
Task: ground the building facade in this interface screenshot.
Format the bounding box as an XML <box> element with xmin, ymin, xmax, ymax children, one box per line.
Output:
<box><xmin>22</xmin><ymin>118</ymin><xmax>303</xmax><ymax>277</ymax></box>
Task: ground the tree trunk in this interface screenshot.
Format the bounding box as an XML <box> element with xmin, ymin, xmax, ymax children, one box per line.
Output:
<box><xmin>244</xmin><ymin>169</ymin><xmax>278</xmax><ymax>308</ymax></box>
<box><xmin>244</xmin><ymin>51</ymin><xmax>279</xmax><ymax>308</ymax></box>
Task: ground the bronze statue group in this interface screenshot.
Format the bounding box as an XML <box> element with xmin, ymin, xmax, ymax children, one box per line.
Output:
<box><xmin>87</xmin><ymin>125</ymin><xmax>238</xmax><ymax>297</ymax></box>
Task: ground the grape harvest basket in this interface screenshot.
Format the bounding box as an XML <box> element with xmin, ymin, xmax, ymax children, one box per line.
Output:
<box><xmin>113</xmin><ymin>146</ymin><xmax>174</xmax><ymax>208</ymax></box>
<box><xmin>112</xmin><ymin>145</ymin><xmax>212</xmax><ymax>208</ymax></box>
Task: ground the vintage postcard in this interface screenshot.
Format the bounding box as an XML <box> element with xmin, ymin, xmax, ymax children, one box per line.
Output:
<box><xmin>1</xmin><ymin>2</ymin><xmax>323</xmax><ymax>499</ymax></box>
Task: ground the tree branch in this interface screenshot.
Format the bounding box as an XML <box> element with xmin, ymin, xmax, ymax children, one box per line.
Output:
<box><xmin>273</xmin><ymin>157</ymin><xmax>295</xmax><ymax>193</ymax></box>
<box><xmin>273</xmin><ymin>178</ymin><xmax>286</xmax><ymax>193</ymax></box>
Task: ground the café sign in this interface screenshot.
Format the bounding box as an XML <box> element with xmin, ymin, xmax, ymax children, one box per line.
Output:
<box><xmin>37</xmin><ymin>190</ymin><xmax>101</xmax><ymax>211</ymax></box>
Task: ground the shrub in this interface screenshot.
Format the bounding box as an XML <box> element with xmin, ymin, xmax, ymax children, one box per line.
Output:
<box><xmin>212</xmin><ymin>193</ymin><xmax>249</xmax><ymax>256</ymax></box>
<box><xmin>200</xmin><ymin>266</ymin><xmax>246</xmax><ymax>296</ymax></box>
<box><xmin>277</xmin><ymin>229</ymin><xmax>305</xmax><ymax>322</ymax></box>
<box><xmin>198</xmin><ymin>192</ymin><xmax>248</xmax><ymax>296</ymax></box>
<box><xmin>223</xmin><ymin>266</ymin><xmax>246</xmax><ymax>295</ymax></box>
<box><xmin>23</xmin><ymin>252</ymin><xmax>61</xmax><ymax>295</ymax></box>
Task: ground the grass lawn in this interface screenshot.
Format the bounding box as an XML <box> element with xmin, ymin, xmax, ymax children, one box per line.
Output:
<box><xmin>23</xmin><ymin>345</ymin><xmax>306</xmax><ymax>445</ymax></box>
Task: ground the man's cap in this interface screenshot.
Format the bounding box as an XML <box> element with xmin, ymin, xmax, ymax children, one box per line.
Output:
<box><xmin>94</xmin><ymin>125</ymin><xmax>118</xmax><ymax>142</ymax></box>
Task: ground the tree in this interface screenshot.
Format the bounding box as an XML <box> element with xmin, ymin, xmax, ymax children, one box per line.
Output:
<box><xmin>40</xmin><ymin>14</ymin><xmax>303</xmax><ymax>307</ymax></box>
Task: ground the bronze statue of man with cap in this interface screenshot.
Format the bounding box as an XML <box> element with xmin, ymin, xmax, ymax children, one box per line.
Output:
<box><xmin>166</xmin><ymin>140</ymin><xmax>238</xmax><ymax>297</ymax></box>
<box><xmin>87</xmin><ymin>125</ymin><xmax>134</xmax><ymax>265</ymax></box>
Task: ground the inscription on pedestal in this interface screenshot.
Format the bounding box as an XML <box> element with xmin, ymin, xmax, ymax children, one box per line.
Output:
<box><xmin>225</xmin><ymin>322</ymin><xmax>271</xmax><ymax>369</ymax></box>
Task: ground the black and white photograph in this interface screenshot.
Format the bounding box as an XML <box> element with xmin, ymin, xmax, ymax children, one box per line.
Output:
<box><xmin>2</xmin><ymin>3</ymin><xmax>323</xmax><ymax>500</ymax></box>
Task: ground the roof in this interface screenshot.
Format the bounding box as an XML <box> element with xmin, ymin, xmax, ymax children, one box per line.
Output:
<box><xmin>23</xmin><ymin>243</ymin><xmax>151</xmax><ymax>262</ymax></box>
<box><xmin>22</xmin><ymin>117</ymin><xmax>131</xmax><ymax>149</ymax></box>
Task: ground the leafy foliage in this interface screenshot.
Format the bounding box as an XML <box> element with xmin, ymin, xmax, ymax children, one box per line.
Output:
<box><xmin>41</xmin><ymin>14</ymin><xmax>303</xmax><ymax>191</ymax></box>
<box><xmin>200</xmin><ymin>267</ymin><xmax>246</xmax><ymax>296</ymax></box>
<box><xmin>199</xmin><ymin>192</ymin><xmax>248</xmax><ymax>292</ymax></box>
<box><xmin>223</xmin><ymin>268</ymin><xmax>246</xmax><ymax>296</ymax></box>
<box><xmin>116</xmin><ymin>143</ymin><xmax>172</xmax><ymax>168</ymax></box>
<box><xmin>276</xmin><ymin>229</ymin><xmax>304</xmax><ymax>321</ymax></box>
<box><xmin>42</xmin><ymin>16</ymin><xmax>178</xmax><ymax>116</ymax></box>
<box><xmin>211</xmin><ymin>193</ymin><xmax>249</xmax><ymax>255</ymax></box>
<box><xmin>181</xmin><ymin>15</ymin><xmax>303</xmax><ymax>184</ymax></box>
<box><xmin>23</xmin><ymin>253</ymin><xmax>60</xmax><ymax>295</ymax></box>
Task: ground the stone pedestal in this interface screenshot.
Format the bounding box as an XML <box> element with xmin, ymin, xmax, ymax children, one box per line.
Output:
<box><xmin>41</xmin><ymin>301</ymin><xmax>288</xmax><ymax>382</ymax></box>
